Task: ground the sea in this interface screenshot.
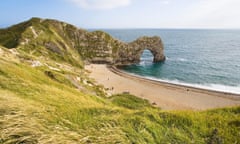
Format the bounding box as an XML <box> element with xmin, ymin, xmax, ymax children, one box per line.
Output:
<box><xmin>100</xmin><ymin>29</ymin><xmax>240</xmax><ymax>94</ymax></box>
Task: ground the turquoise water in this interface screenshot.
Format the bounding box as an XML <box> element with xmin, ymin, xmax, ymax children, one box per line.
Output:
<box><xmin>103</xmin><ymin>29</ymin><xmax>240</xmax><ymax>94</ymax></box>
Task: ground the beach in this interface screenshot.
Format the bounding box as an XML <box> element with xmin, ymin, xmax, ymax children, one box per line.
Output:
<box><xmin>86</xmin><ymin>64</ymin><xmax>240</xmax><ymax>110</ymax></box>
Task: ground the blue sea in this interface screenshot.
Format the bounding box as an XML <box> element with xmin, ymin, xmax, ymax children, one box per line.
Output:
<box><xmin>102</xmin><ymin>29</ymin><xmax>240</xmax><ymax>94</ymax></box>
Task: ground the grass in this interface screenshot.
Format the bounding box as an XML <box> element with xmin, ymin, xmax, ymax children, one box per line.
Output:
<box><xmin>0</xmin><ymin>18</ymin><xmax>42</xmax><ymax>48</ymax></box>
<box><xmin>0</xmin><ymin>49</ymin><xmax>239</xmax><ymax>143</ymax></box>
<box><xmin>109</xmin><ymin>94</ymin><xmax>153</xmax><ymax>109</ymax></box>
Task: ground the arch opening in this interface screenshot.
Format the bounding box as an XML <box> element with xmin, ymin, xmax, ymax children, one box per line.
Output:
<box><xmin>140</xmin><ymin>49</ymin><xmax>154</xmax><ymax>64</ymax></box>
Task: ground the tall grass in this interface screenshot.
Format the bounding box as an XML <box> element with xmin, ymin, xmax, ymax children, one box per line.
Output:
<box><xmin>0</xmin><ymin>48</ymin><xmax>239</xmax><ymax>143</ymax></box>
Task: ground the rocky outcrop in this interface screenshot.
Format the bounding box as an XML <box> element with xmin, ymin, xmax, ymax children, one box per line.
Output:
<box><xmin>75</xmin><ymin>31</ymin><xmax>165</xmax><ymax>65</ymax></box>
<box><xmin>115</xmin><ymin>36</ymin><xmax>165</xmax><ymax>65</ymax></box>
<box><xmin>0</xmin><ymin>18</ymin><xmax>165</xmax><ymax>66</ymax></box>
<box><xmin>69</xmin><ymin>30</ymin><xmax>165</xmax><ymax>65</ymax></box>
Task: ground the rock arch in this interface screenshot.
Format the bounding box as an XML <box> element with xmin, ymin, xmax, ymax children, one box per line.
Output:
<box><xmin>56</xmin><ymin>27</ymin><xmax>165</xmax><ymax>66</ymax></box>
<box><xmin>115</xmin><ymin>36</ymin><xmax>165</xmax><ymax>65</ymax></box>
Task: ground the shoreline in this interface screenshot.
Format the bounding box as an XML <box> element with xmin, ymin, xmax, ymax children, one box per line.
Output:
<box><xmin>111</xmin><ymin>66</ymin><xmax>240</xmax><ymax>100</ymax></box>
<box><xmin>86</xmin><ymin>64</ymin><xmax>240</xmax><ymax>110</ymax></box>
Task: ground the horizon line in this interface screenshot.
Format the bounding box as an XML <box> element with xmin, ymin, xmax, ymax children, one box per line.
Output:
<box><xmin>1</xmin><ymin>24</ymin><xmax>239</xmax><ymax>30</ymax></box>
<box><xmin>1</xmin><ymin>22</ymin><xmax>240</xmax><ymax>30</ymax></box>
<box><xmin>87</xmin><ymin>27</ymin><xmax>240</xmax><ymax>30</ymax></box>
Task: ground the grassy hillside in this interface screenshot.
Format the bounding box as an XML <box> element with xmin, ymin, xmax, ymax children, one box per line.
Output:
<box><xmin>0</xmin><ymin>18</ymin><xmax>37</xmax><ymax>48</ymax></box>
<box><xmin>0</xmin><ymin>17</ymin><xmax>122</xmax><ymax>65</ymax></box>
<box><xmin>0</xmin><ymin>18</ymin><xmax>240</xmax><ymax>143</ymax></box>
<box><xmin>0</xmin><ymin>46</ymin><xmax>239</xmax><ymax>143</ymax></box>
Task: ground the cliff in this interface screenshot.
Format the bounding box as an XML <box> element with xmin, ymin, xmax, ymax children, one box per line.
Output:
<box><xmin>0</xmin><ymin>17</ymin><xmax>165</xmax><ymax>65</ymax></box>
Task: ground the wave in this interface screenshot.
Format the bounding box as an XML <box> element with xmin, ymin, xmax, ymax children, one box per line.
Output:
<box><xmin>126</xmin><ymin>72</ymin><xmax>240</xmax><ymax>95</ymax></box>
<box><xmin>147</xmin><ymin>77</ymin><xmax>240</xmax><ymax>95</ymax></box>
<box><xmin>166</xmin><ymin>57</ymin><xmax>188</xmax><ymax>62</ymax></box>
<box><xmin>177</xmin><ymin>58</ymin><xmax>188</xmax><ymax>62</ymax></box>
<box><xmin>139</xmin><ymin>61</ymin><xmax>153</xmax><ymax>66</ymax></box>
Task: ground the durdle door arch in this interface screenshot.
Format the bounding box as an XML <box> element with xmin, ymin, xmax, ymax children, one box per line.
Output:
<box><xmin>78</xmin><ymin>30</ymin><xmax>165</xmax><ymax>65</ymax></box>
<box><xmin>115</xmin><ymin>36</ymin><xmax>165</xmax><ymax>65</ymax></box>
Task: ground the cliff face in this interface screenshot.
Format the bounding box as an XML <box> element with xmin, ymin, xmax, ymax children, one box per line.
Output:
<box><xmin>0</xmin><ymin>18</ymin><xmax>165</xmax><ymax>65</ymax></box>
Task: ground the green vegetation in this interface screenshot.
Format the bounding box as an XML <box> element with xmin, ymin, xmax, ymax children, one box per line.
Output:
<box><xmin>0</xmin><ymin>47</ymin><xmax>239</xmax><ymax>143</ymax></box>
<box><xmin>0</xmin><ymin>18</ymin><xmax>40</xmax><ymax>48</ymax></box>
<box><xmin>110</xmin><ymin>94</ymin><xmax>153</xmax><ymax>109</ymax></box>
<box><xmin>0</xmin><ymin>18</ymin><xmax>239</xmax><ymax>143</ymax></box>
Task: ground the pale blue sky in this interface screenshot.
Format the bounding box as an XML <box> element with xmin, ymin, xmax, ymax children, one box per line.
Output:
<box><xmin>1</xmin><ymin>0</ymin><xmax>240</xmax><ymax>29</ymax></box>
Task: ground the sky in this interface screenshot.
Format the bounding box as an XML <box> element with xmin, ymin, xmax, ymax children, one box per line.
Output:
<box><xmin>1</xmin><ymin>0</ymin><xmax>240</xmax><ymax>29</ymax></box>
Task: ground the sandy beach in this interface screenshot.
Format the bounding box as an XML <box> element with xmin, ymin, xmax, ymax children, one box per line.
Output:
<box><xmin>85</xmin><ymin>64</ymin><xmax>240</xmax><ymax>110</ymax></box>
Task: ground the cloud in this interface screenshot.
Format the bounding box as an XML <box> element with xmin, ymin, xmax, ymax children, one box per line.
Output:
<box><xmin>179</xmin><ymin>0</ymin><xmax>240</xmax><ymax>28</ymax></box>
<box><xmin>161</xmin><ymin>0</ymin><xmax>170</xmax><ymax>5</ymax></box>
<box><xmin>70</xmin><ymin>0</ymin><xmax>131</xmax><ymax>10</ymax></box>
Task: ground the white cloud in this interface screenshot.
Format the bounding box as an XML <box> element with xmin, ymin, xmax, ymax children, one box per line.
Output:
<box><xmin>161</xmin><ymin>0</ymin><xmax>170</xmax><ymax>5</ymax></box>
<box><xmin>70</xmin><ymin>0</ymin><xmax>131</xmax><ymax>10</ymax></box>
<box><xmin>182</xmin><ymin>0</ymin><xmax>240</xmax><ymax>28</ymax></box>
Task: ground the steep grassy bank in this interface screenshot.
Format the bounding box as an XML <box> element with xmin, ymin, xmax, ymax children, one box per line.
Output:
<box><xmin>0</xmin><ymin>46</ymin><xmax>239</xmax><ymax>143</ymax></box>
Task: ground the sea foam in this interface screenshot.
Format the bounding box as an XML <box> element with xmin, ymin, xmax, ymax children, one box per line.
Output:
<box><xmin>145</xmin><ymin>76</ymin><xmax>240</xmax><ymax>95</ymax></box>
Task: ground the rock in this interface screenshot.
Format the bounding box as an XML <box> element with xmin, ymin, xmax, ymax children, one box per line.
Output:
<box><xmin>48</xmin><ymin>66</ymin><xmax>60</xmax><ymax>71</ymax></box>
<box><xmin>152</xmin><ymin>102</ymin><xmax>157</xmax><ymax>105</ymax></box>
<box><xmin>115</xmin><ymin>36</ymin><xmax>165</xmax><ymax>65</ymax></box>
<box><xmin>76</xmin><ymin>77</ymin><xmax>81</xmax><ymax>81</ymax></box>
<box><xmin>31</xmin><ymin>60</ymin><xmax>42</xmax><ymax>67</ymax></box>
<box><xmin>83</xmin><ymin>79</ymin><xmax>88</xmax><ymax>85</ymax></box>
<box><xmin>76</xmin><ymin>32</ymin><xmax>165</xmax><ymax>65</ymax></box>
<box><xmin>122</xmin><ymin>91</ymin><xmax>130</xmax><ymax>94</ymax></box>
<box><xmin>44</xmin><ymin>42</ymin><xmax>63</xmax><ymax>55</ymax></box>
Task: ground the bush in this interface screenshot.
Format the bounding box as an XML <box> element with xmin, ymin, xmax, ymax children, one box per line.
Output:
<box><xmin>110</xmin><ymin>94</ymin><xmax>152</xmax><ymax>109</ymax></box>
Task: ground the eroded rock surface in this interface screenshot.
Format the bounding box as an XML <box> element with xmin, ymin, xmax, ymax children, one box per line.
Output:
<box><xmin>116</xmin><ymin>36</ymin><xmax>165</xmax><ymax>65</ymax></box>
